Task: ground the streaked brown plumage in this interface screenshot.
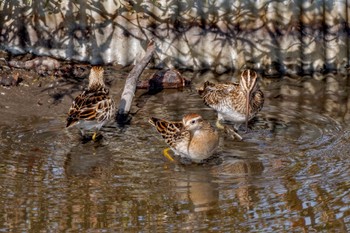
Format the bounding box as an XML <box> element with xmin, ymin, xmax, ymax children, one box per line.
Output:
<box><xmin>149</xmin><ymin>113</ymin><xmax>219</xmax><ymax>163</ymax></box>
<box><xmin>66</xmin><ymin>66</ymin><xmax>116</xmax><ymax>138</ymax></box>
<box><xmin>198</xmin><ymin>69</ymin><xmax>264</xmax><ymax>131</ymax></box>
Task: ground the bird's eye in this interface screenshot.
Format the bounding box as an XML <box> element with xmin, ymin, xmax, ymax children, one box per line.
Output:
<box><xmin>191</xmin><ymin>120</ymin><xmax>196</xmax><ymax>124</ymax></box>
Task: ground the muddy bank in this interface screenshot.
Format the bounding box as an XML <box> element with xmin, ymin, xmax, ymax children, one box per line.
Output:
<box><xmin>0</xmin><ymin>50</ymin><xmax>192</xmax><ymax>127</ymax></box>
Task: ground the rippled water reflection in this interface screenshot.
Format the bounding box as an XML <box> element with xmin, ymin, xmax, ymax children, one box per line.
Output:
<box><xmin>0</xmin><ymin>71</ymin><xmax>350</xmax><ymax>231</ymax></box>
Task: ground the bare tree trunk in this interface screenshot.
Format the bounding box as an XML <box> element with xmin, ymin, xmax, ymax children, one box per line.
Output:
<box><xmin>117</xmin><ymin>41</ymin><xmax>155</xmax><ymax>122</ymax></box>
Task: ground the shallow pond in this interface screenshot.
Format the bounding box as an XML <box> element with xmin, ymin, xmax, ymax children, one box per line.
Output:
<box><xmin>1</xmin><ymin>69</ymin><xmax>350</xmax><ymax>232</ymax></box>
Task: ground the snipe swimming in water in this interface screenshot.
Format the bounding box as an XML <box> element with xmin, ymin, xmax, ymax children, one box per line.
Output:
<box><xmin>66</xmin><ymin>66</ymin><xmax>116</xmax><ymax>140</ymax></box>
<box><xmin>198</xmin><ymin>69</ymin><xmax>264</xmax><ymax>140</ymax></box>
<box><xmin>149</xmin><ymin>113</ymin><xmax>219</xmax><ymax>163</ymax></box>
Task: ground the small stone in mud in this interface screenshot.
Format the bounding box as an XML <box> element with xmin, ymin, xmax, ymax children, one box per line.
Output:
<box><xmin>0</xmin><ymin>72</ymin><xmax>21</xmax><ymax>86</ymax></box>
<box><xmin>137</xmin><ymin>69</ymin><xmax>190</xmax><ymax>90</ymax></box>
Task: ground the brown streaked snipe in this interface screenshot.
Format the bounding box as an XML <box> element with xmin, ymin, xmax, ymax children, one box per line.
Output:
<box><xmin>66</xmin><ymin>66</ymin><xmax>116</xmax><ymax>140</ymax></box>
<box><xmin>198</xmin><ymin>69</ymin><xmax>264</xmax><ymax>138</ymax></box>
<box><xmin>149</xmin><ymin>113</ymin><xmax>219</xmax><ymax>163</ymax></box>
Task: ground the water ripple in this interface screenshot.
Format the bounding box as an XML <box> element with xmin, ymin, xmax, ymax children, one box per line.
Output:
<box><xmin>1</xmin><ymin>73</ymin><xmax>350</xmax><ymax>232</ymax></box>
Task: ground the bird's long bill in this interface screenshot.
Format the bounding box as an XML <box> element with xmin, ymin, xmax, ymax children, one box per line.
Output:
<box><xmin>245</xmin><ymin>92</ymin><xmax>250</xmax><ymax>131</ymax></box>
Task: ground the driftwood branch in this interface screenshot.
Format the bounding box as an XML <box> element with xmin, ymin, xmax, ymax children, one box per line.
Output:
<box><xmin>118</xmin><ymin>41</ymin><xmax>155</xmax><ymax>117</ymax></box>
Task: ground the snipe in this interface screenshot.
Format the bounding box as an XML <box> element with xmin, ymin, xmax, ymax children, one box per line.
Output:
<box><xmin>198</xmin><ymin>69</ymin><xmax>264</xmax><ymax>139</ymax></box>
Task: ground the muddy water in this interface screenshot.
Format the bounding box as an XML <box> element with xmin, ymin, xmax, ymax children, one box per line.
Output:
<box><xmin>0</xmin><ymin>69</ymin><xmax>350</xmax><ymax>232</ymax></box>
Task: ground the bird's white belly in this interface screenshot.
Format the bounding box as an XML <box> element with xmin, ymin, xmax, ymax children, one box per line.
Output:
<box><xmin>172</xmin><ymin>140</ymin><xmax>189</xmax><ymax>156</ymax></box>
<box><xmin>218</xmin><ymin>108</ymin><xmax>246</xmax><ymax>123</ymax></box>
<box><xmin>76</xmin><ymin>120</ymin><xmax>104</xmax><ymax>131</ymax></box>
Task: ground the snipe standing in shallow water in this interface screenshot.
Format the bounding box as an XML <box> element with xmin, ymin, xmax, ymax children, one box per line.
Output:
<box><xmin>149</xmin><ymin>113</ymin><xmax>219</xmax><ymax>163</ymax></box>
<box><xmin>66</xmin><ymin>66</ymin><xmax>116</xmax><ymax>140</ymax></box>
<box><xmin>198</xmin><ymin>69</ymin><xmax>264</xmax><ymax>140</ymax></box>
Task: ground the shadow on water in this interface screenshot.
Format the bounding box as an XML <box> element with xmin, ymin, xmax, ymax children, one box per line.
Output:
<box><xmin>0</xmin><ymin>70</ymin><xmax>350</xmax><ymax>231</ymax></box>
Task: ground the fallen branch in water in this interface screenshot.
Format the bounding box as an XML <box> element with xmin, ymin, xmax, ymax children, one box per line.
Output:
<box><xmin>117</xmin><ymin>41</ymin><xmax>155</xmax><ymax>122</ymax></box>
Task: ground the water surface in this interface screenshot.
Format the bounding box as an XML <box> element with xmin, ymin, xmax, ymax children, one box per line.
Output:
<box><xmin>0</xmin><ymin>70</ymin><xmax>349</xmax><ymax>232</ymax></box>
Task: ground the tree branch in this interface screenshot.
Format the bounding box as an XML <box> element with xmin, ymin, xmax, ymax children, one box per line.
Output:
<box><xmin>117</xmin><ymin>41</ymin><xmax>155</xmax><ymax>118</ymax></box>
